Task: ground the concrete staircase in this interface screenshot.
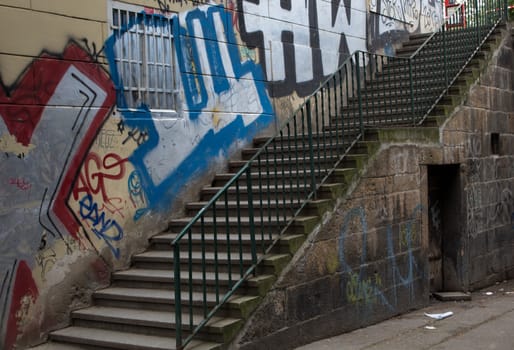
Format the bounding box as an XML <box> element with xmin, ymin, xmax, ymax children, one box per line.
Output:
<box><xmin>36</xmin><ymin>22</ymin><xmax>508</xmax><ymax>350</ymax></box>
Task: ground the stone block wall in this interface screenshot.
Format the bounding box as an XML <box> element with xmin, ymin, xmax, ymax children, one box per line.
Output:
<box><xmin>233</xmin><ymin>26</ymin><xmax>514</xmax><ymax>350</ymax></box>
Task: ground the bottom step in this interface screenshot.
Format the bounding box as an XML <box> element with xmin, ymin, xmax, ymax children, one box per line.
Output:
<box><xmin>50</xmin><ymin>327</ymin><xmax>221</xmax><ymax>350</ymax></box>
<box><xmin>30</xmin><ymin>342</ymin><xmax>104</xmax><ymax>350</ymax></box>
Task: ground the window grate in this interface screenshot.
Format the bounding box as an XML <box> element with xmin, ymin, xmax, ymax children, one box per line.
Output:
<box><xmin>111</xmin><ymin>4</ymin><xmax>178</xmax><ymax>112</ymax></box>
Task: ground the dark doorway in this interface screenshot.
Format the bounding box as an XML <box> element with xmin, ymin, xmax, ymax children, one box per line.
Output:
<box><xmin>427</xmin><ymin>164</ymin><xmax>462</xmax><ymax>292</ymax></box>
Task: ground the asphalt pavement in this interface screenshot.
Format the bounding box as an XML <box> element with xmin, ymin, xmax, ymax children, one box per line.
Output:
<box><xmin>295</xmin><ymin>279</ymin><xmax>514</xmax><ymax>350</ymax></box>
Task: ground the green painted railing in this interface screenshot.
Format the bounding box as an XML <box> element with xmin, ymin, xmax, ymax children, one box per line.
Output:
<box><xmin>171</xmin><ymin>1</ymin><xmax>508</xmax><ymax>348</ymax></box>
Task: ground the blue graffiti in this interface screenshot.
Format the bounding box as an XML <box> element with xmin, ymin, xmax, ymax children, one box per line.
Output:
<box><xmin>104</xmin><ymin>4</ymin><xmax>274</xmax><ymax>212</ymax></box>
<box><xmin>79</xmin><ymin>194</ymin><xmax>123</xmax><ymax>258</ymax></box>
<box><xmin>338</xmin><ymin>205</ymin><xmax>423</xmax><ymax>310</ymax></box>
<box><xmin>128</xmin><ymin>170</ymin><xmax>149</xmax><ymax>221</ymax></box>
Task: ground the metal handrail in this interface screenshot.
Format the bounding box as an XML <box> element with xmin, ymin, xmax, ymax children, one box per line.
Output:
<box><xmin>171</xmin><ymin>1</ymin><xmax>508</xmax><ymax>348</ymax></box>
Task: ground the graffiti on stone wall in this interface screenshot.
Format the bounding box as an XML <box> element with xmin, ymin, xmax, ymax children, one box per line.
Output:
<box><xmin>466</xmin><ymin>182</ymin><xmax>513</xmax><ymax>238</ymax></box>
<box><xmin>370</xmin><ymin>0</ymin><xmax>442</xmax><ymax>32</ymax></box>
<box><xmin>238</xmin><ymin>0</ymin><xmax>367</xmax><ymax>97</ymax></box>
<box><xmin>465</xmin><ymin>131</ymin><xmax>512</xmax><ymax>238</ymax></box>
<box><xmin>369</xmin><ymin>0</ymin><xmax>443</xmax><ymax>50</ymax></box>
<box><xmin>338</xmin><ymin>205</ymin><xmax>423</xmax><ymax>310</ymax></box>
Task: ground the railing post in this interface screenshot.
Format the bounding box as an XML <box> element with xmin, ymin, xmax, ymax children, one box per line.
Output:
<box><xmin>409</xmin><ymin>58</ymin><xmax>415</xmax><ymax>124</ymax></box>
<box><xmin>474</xmin><ymin>0</ymin><xmax>480</xmax><ymax>46</ymax></box>
<box><xmin>245</xmin><ymin>167</ymin><xmax>257</xmax><ymax>267</ymax></box>
<box><xmin>174</xmin><ymin>242</ymin><xmax>182</xmax><ymax>350</ymax></box>
<box><xmin>355</xmin><ymin>51</ymin><xmax>364</xmax><ymax>135</ymax></box>
<box><xmin>443</xmin><ymin>22</ymin><xmax>448</xmax><ymax>87</ymax></box>
<box><xmin>305</xmin><ymin>101</ymin><xmax>317</xmax><ymax>199</ymax></box>
<box><xmin>504</xmin><ymin>0</ymin><xmax>509</xmax><ymax>21</ymax></box>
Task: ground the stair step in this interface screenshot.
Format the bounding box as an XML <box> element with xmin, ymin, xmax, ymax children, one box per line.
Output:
<box><xmin>132</xmin><ymin>250</ymin><xmax>261</xmax><ymax>272</ymax></box>
<box><xmin>112</xmin><ymin>268</ymin><xmax>275</xmax><ymax>292</ymax></box>
<box><xmin>152</xmin><ymin>232</ymin><xmax>277</xmax><ymax>248</ymax></box>
<box><xmin>169</xmin><ymin>215</ymin><xmax>315</xmax><ymax>227</ymax></box>
<box><xmin>210</xmin><ymin>166</ymin><xmax>355</xmax><ymax>188</ymax></box>
<box><xmin>71</xmin><ymin>306</ymin><xmax>241</xmax><ymax>333</ymax></box>
<box><xmin>251</xmin><ymin>129</ymin><xmax>361</xmax><ymax>147</ymax></box>
<box><xmin>152</xmin><ymin>231</ymin><xmax>307</xmax><ymax>256</ymax></box>
<box><xmin>30</xmin><ymin>342</ymin><xmax>106</xmax><ymax>350</ymax></box>
<box><xmin>51</xmin><ymin>326</ymin><xmax>220</xmax><ymax>350</ymax></box>
<box><xmin>168</xmin><ymin>214</ymin><xmax>319</xmax><ymax>236</ymax></box>
<box><xmin>93</xmin><ymin>286</ymin><xmax>259</xmax><ymax>314</ymax></box>
<box><xmin>240</xmin><ymin>141</ymin><xmax>355</xmax><ymax>159</ymax></box>
<box><xmin>113</xmin><ymin>268</ymin><xmax>242</xmax><ymax>284</ymax></box>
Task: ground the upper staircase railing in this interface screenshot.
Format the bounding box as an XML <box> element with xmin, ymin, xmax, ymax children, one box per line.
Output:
<box><xmin>172</xmin><ymin>1</ymin><xmax>508</xmax><ymax>348</ymax></box>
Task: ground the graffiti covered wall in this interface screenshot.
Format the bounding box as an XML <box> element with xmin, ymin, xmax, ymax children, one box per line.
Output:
<box><xmin>369</xmin><ymin>0</ymin><xmax>444</xmax><ymax>54</ymax></box>
<box><xmin>0</xmin><ymin>0</ymin><xmax>443</xmax><ymax>348</ymax></box>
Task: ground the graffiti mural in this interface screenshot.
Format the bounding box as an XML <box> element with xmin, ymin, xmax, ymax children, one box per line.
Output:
<box><xmin>338</xmin><ymin>205</ymin><xmax>423</xmax><ymax>310</ymax></box>
<box><xmin>370</xmin><ymin>0</ymin><xmax>443</xmax><ymax>33</ymax></box>
<box><xmin>238</xmin><ymin>0</ymin><xmax>367</xmax><ymax>97</ymax></box>
<box><xmin>369</xmin><ymin>0</ymin><xmax>443</xmax><ymax>49</ymax></box>
<box><xmin>0</xmin><ymin>42</ymin><xmax>116</xmax><ymax>349</ymax></box>
<box><xmin>0</xmin><ymin>2</ymin><xmax>274</xmax><ymax>348</ymax></box>
<box><xmin>104</xmin><ymin>4</ymin><xmax>274</xmax><ymax>210</ymax></box>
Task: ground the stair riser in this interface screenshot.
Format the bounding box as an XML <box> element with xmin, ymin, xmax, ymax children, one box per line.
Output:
<box><xmin>228</xmin><ymin>157</ymin><xmax>347</xmax><ymax>173</ymax></box>
<box><xmin>93</xmin><ymin>298</ymin><xmax>244</xmax><ymax>319</ymax></box>
<box><xmin>49</xmin><ymin>335</ymin><xmax>149</xmax><ymax>350</ymax></box>
<box><xmin>230</xmin><ymin>154</ymin><xmax>364</xmax><ymax>174</ymax></box>
<box><xmin>168</xmin><ymin>221</ymin><xmax>312</xmax><ymax>236</ymax></box>
<box><xmin>185</xmin><ymin>203</ymin><xmax>303</xmax><ymax>217</ymax></box>
<box><xmin>211</xmin><ymin>169</ymin><xmax>350</xmax><ymax>188</ymax></box>
<box><xmin>252</xmin><ymin>132</ymin><xmax>361</xmax><ymax>149</ymax></box>
<box><xmin>150</xmin><ymin>238</ymin><xmax>275</xmax><ymax>252</ymax></box>
<box><xmin>211</xmin><ymin>167</ymin><xmax>357</xmax><ymax>188</ymax></box>
<box><xmin>132</xmin><ymin>259</ymin><xmax>287</xmax><ymax>277</ymax></box>
<box><xmin>133</xmin><ymin>260</ymin><xmax>255</xmax><ymax>274</ymax></box>
<box><xmin>240</xmin><ymin>143</ymin><xmax>357</xmax><ymax>161</ymax></box>
<box><xmin>112</xmin><ymin>279</ymin><xmax>262</xmax><ymax>296</ymax></box>
<box><xmin>200</xmin><ymin>190</ymin><xmax>315</xmax><ymax>202</ymax></box>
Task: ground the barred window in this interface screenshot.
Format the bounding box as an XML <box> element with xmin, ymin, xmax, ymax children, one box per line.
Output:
<box><xmin>110</xmin><ymin>2</ymin><xmax>179</xmax><ymax>114</ymax></box>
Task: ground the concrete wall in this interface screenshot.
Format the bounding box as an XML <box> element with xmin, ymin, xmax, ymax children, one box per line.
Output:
<box><xmin>0</xmin><ymin>0</ymin><xmax>444</xmax><ymax>348</ymax></box>
<box><xmin>233</xmin><ymin>28</ymin><xmax>514</xmax><ymax>350</ymax></box>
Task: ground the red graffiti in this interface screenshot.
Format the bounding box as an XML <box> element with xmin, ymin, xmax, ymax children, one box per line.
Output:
<box><xmin>3</xmin><ymin>261</ymin><xmax>39</xmax><ymax>350</ymax></box>
<box><xmin>0</xmin><ymin>42</ymin><xmax>116</xmax><ymax>240</ymax></box>
<box><xmin>228</xmin><ymin>0</ymin><xmax>239</xmax><ymax>32</ymax></box>
<box><xmin>0</xmin><ymin>44</ymin><xmax>111</xmax><ymax>147</ymax></box>
<box><xmin>48</xmin><ymin>44</ymin><xmax>115</xmax><ymax>240</ymax></box>
<box><xmin>9</xmin><ymin>177</ymin><xmax>32</xmax><ymax>191</ymax></box>
<box><xmin>72</xmin><ymin>152</ymin><xmax>128</xmax><ymax>204</ymax></box>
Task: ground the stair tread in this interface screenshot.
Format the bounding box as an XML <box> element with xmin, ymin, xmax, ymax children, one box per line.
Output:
<box><xmin>153</xmin><ymin>232</ymin><xmax>280</xmax><ymax>242</ymax></box>
<box><xmin>170</xmin><ymin>215</ymin><xmax>317</xmax><ymax>225</ymax></box>
<box><xmin>51</xmin><ymin>326</ymin><xmax>220</xmax><ymax>350</ymax></box>
<box><xmin>29</xmin><ymin>342</ymin><xmax>101</xmax><ymax>350</ymax></box>
<box><xmin>94</xmin><ymin>286</ymin><xmax>256</xmax><ymax>305</ymax></box>
<box><xmin>113</xmin><ymin>268</ymin><xmax>274</xmax><ymax>283</ymax></box>
<box><xmin>72</xmin><ymin>305</ymin><xmax>241</xmax><ymax>329</ymax></box>
<box><xmin>135</xmin><ymin>250</ymin><xmax>257</xmax><ymax>262</ymax></box>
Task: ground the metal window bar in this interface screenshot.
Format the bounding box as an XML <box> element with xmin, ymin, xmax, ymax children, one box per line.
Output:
<box><xmin>111</xmin><ymin>8</ymin><xmax>177</xmax><ymax>111</ymax></box>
